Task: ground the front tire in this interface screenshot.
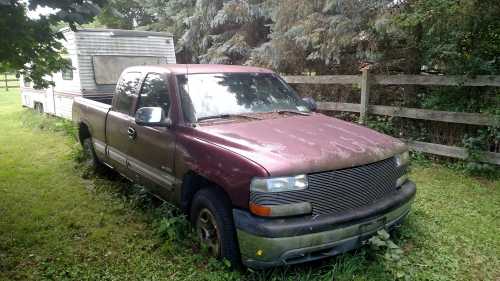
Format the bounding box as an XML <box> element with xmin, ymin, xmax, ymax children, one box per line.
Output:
<box><xmin>190</xmin><ymin>188</ymin><xmax>241</xmax><ymax>267</ymax></box>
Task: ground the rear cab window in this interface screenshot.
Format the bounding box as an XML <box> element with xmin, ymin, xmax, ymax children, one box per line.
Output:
<box><xmin>113</xmin><ymin>72</ymin><xmax>142</xmax><ymax>115</ymax></box>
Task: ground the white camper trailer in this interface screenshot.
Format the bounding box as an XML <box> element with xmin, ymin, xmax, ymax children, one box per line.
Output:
<box><xmin>20</xmin><ymin>28</ymin><xmax>176</xmax><ymax>119</ymax></box>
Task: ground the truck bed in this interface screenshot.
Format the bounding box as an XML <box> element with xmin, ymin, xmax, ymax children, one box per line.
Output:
<box><xmin>83</xmin><ymin>94</ymin><xmax>113</xmax><ymax>105</ymax></box>
<box><xmin>72</xmin><ymin>96</ymin><xmax>112</xmax><ymax>145</ymax></box>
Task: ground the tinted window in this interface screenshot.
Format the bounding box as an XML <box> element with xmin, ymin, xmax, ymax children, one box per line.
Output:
<box><xmin>114</xmin><ymin>72</ymin><xmax>142</xmax><ymax>114</ymax></box>
<box><xmin>177</xmin><ymin>73</ymin><xmax>309</xmax><ymax>122</ymax></box>
<box><xmin>62</xmin><ymin>59</ymin><xmax>73</xmax><ymax>80</ymax></box>
<box><xmin>137</xmin><ymin>73</ymin><xmax>170</xmax><ymax>115</ymax></box>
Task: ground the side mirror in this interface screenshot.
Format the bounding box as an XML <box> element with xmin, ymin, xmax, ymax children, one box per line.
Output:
<box><xmin>135</xmin><ymin>107</ymin><xmax>171</xmax><ymax>127</ymax></box>
<box><xmin>302</xmin><ymin>97</ymin><xmax>317</xmax><ymax>112</ymax></box>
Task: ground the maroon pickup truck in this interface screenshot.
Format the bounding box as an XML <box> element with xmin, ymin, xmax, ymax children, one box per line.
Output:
<box><xmin>73</xmin><ymin>64</ymin><xmax>416</xmax><ymax>268</ymax></box>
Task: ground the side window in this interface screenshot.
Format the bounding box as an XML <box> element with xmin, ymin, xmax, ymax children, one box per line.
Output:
<box><xmin>62</xmin><ymin>59</ymin><xmax>73</xmax><ymax>80</ymax></box>
<box><xmin>114</xmin><ymin>72</ymin><xmax>142</xmax><ymax>114</ymax></box>
<box><xmin>176</xmin><ymin>75</ymin><xmax>195</xmax><ymax>123</ymax></box>
<box><xmin>137</xmin><ymin>73</ymin><xmax>170</xmax><ymax>115</ymax></box>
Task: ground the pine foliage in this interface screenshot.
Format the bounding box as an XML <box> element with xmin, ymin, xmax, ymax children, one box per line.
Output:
<box><xmin>97</xmin><ymin>0</ymin><xmax>500</xmax><ymax>78</ymax></box>
<box><xmin>133</xmin><ymin>0</ymin><xmax>408</xmax><ymax>74</ymax></box>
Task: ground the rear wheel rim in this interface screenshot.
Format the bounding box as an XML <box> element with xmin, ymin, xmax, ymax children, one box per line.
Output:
<box><xmin>196</xmin><ymin>208</ymin><xmax>220</xmax><ymax>257</ymax></box>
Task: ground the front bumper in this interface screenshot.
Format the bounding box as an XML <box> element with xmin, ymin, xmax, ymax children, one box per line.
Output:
<box><xmin>233</xmin><ymin>181</ymin><xmax>416</xmax><ymax>268</ymax></box>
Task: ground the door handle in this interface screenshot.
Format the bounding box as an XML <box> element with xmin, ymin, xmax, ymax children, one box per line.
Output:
<box><xmin>127</xmin><ymin>127</ymin><xmax>137</xmax><ymax>140</ymax></box>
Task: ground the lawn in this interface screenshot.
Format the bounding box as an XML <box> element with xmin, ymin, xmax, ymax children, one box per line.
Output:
<box><xmin>0</xmin><ymin>89</ymin><xmax>498</xmax><ymax>281</ymax></box>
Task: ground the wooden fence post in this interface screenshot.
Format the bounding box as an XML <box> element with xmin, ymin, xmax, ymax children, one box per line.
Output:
<box><xmin>4</xmin><ymin>73</ymin><xmax>8</xmax><ymax>91</ymax></box>
<box><xmin>359</xmin><ymin>68</ymin><xmax>370</xmax><ymax>124</ymax></box>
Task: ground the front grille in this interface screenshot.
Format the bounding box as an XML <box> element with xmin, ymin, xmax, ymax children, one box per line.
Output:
<box><xmin>250</xmin><ymin>157</ymin><xmax>406</xmax><ymax>216</ymax></box>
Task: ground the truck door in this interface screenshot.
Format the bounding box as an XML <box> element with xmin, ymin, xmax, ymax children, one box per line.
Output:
<box><xmin>126</xmin><ymin>72</ymin><xmax>177</xmax><ymax>200</ymax></box>
<box><xmin>105</xmin><ymin>71</ymin><xmax>142</xmax><ymax>176</ymax></box>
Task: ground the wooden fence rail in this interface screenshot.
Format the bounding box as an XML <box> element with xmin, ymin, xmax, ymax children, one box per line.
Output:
<box><xmin>284</xmin><ymin>74</ymin><xmax>500</xmax><ymax>86</ymax></box>
<box><xmin>283</xmin><ymin>71</ymin><xmax>500</xmax><ymax>165</ymax></box>
<box><xmin>1</xmin><ymin>73</ymin><xmax>19</xmax><ymax>91</ymax></box>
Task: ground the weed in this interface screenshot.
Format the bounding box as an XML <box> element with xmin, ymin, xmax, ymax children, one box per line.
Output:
<box><xmin>366</xmin><ymin>115</ymin><xmax>398</xmax><ymax>136</ymax></box>
<box><xmin>369</xmin><ymin>230</ymin><xmax>409</xmax><ymax>280</ymax></box>
<box><xmin>154</xmin><ymin>203</ymin><xmax>192</xmax><ymax>254</ymax></box>
<box><xmin>462</xmin><ymin>126</ymin><xmax>500</xmax><ymax>179</ymax></box>
<box><xmin>409</xmin><ymin>151</ymin><xmax>432</xmax><ymax>167</ymax></box>
<box><xmin>20</xmin><ymin>108</ymin><xmax>78</xmax><ymax>140</ymax></box>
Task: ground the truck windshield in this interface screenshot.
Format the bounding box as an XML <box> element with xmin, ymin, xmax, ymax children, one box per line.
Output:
<box><xmin>177</xmin><ymin>73</ymin><xmax>310</xmax><ymax>122</ymax></box>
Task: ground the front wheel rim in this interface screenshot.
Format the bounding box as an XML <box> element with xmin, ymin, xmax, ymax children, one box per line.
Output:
<box><xmin>196</xmin><ymin>208</ymin><xmax>221</xmax><ymax>257</ymax></box>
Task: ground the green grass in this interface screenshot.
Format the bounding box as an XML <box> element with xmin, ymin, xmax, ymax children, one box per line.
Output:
<box><xmin>0</xmin><ymin>89</ymin><xmax>499</xmax><ymax>280</ymax></box>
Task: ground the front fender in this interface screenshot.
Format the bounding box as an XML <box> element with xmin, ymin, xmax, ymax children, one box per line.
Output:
<box><xmin>174</xmin><ymin>128</ymin><xmax>269</xmax><ymax>209</ymax></box>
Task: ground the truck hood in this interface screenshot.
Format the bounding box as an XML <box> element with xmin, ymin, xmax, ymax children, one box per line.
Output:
<box><xmin>195</xmin><ymin>114</ymin><xmax>407</xmax><ymax>176</ymax></box>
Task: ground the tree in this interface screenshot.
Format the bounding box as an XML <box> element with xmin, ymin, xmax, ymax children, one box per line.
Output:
<box><xmin>141</xmin><ymin>0</ymin><xmax>408</xmax><ymax>74</ymax></box>
<box><xmin>0</xmin><ymin>0</ymin><xmax>106</xmax><ymax>88</ymax></box>
<box><xmin>247</xmin><ymin>0</ymin><xmax>412</xmax><ymax>74</ymax></box>
<box><xmin>396</xmin><ymin>0</ymin><xmax>500</xmax><ymax>76</ymax></box>
<box><xmin>96</xmin><ymin>0</ymin><xmax>154</xmax><ymax>30</ymax></box>
<box><xmin>144</xmin><ymin>0</ymin><xmax>271</xmax><ymax>64</ymax></box>
<box><xmin>393</xmin><ymin>0</ymin><xmax>500</xmax><ymax>113</ymax></box>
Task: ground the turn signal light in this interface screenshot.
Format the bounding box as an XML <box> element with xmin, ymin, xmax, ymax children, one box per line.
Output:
<box><xmin>249</xmin><ymin>203</ymin><xmax>272</xmax><ymax>217</ymax></box>
<box><xmin>249</xmin><ymin>202</ymin><xmax>312</xmax><ymax>217</ymax></box>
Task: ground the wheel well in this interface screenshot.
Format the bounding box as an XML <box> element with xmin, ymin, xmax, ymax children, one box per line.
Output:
<box><xmin>78</xmin><ymin>123</ymin><xmax>91</xmax><ymax>145</ymax></box>
<box><xmin>180</xmin><ymin>171</ymin><xmax>230</xmax><ymax>214</ymax></box>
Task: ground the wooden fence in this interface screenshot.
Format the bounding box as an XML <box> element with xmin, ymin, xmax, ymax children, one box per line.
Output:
<box><xmin>284</xmin><ymin>70</ymin><xmax>500</xmax><ymax>165</ymax></box>
<box><xmin>1</xmin><ymin>73</ymin><xmax>19</xmax><ymax>91</ymax></box>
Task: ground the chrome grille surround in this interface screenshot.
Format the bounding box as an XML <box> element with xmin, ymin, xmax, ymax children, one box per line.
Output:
<box><xmin>250</xmin><ymin>157</ymin><xmax>407</xmax><ymax>216</ymax></box>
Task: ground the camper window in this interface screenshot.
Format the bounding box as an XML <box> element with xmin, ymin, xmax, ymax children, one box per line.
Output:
<box><xmin>62</xmin><ymin>59</ymin><xmax>73</xmax><ymax>80</ymax></box>
<box><xmin>92</xmin><ymin>56</ymin><xmax>164</xmax><ymax>85</ymax></box>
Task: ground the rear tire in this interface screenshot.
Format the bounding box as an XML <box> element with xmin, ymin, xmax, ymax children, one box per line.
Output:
<box><xmin>83</xmin><ymin>138</ymin><xmax>106</xmax><ymax>173</ymax></box>
<box><xmin>190</xmin><ymin>188</ymin><xmax>241</xmax><ymax>267</ymax></box>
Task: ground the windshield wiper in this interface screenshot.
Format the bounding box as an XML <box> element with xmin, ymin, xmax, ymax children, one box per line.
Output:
<box><xmin>197</xmin><ymin>113</ymin><xmax>262</xmax><ymax>122</ymax></box>
<box><xmin>274</xmin><ymin>109</ymin><xmax>311</xmax><ymax>116</ymax></box>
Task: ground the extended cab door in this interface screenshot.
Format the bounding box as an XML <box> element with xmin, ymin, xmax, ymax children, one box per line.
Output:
<box><xmin>126</xmin><ymin>72</ymin><xmax>177</xmax><ymax>200</ymax></box>
<box><xmin>105</xmin><ymin>71</ymin><xmax>142</xmax><ymax>175</ymax></box>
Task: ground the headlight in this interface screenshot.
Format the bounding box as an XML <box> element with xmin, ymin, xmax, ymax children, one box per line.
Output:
<box><xmin>395</xmin><ymin>151</ymin><xmax>410</xmax><ymax>167</ymax></box>
<box><xmin>250</xmin><ymin>174</ymin><xmax>308</xmax><ymax>193</ymax></box>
